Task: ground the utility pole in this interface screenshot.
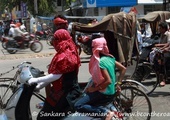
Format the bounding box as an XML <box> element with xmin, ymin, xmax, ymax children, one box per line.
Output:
<box><xmin>34</xmin><ymin>0</ymin><xmax>38</xmax><ymax>16</ymax></box>
<box><xmin>34</xmin><ymin>0</ymin><xmax>38</xmax><ymax>34</ymax></box>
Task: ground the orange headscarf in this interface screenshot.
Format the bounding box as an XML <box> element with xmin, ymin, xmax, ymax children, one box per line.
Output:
<box><xmin>89</xmin><ymin>37</ymin><xmax>113</xmax><ymax>86</ymax></box>
<box><xmin>15</xmin><ymin>23</ymin><xmax>21</xmax><ymax>27</ymax></box>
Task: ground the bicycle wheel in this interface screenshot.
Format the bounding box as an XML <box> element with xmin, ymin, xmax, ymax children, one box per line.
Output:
<box><xmin>131</xmin><ymin>64</ymin><xmax>159</xmax><ymax>95</ymax></box>
<box><xmin>115</xmin><ymin>86</ymin><xmax>152</xmax><ymax>120</ymax></box>
<box><xmin>0</xmin><ymin>84</ymin><xmax>16</xmax><ymax>114</ymax></box>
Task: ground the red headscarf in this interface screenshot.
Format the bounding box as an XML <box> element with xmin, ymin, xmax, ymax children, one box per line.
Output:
<box><xmin>53</xmin><ymin>17</ymin><xmax>68</xmax><ymax>25</ymax></box>
<box><xmin>48</xmin><ymin>29</ymin><xmax>80</xmax><ymax>74</ymax></box>
<box><xmin>89</xmin><ymin>37</ymin><xmax>113</xmax><ymax>87</ymax></box>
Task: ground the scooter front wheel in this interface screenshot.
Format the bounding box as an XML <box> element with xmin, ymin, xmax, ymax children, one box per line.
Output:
<box><xmin>30</xmin><ymin>41</ymin><xmax>43</xmax><ymax>53</ymax></box>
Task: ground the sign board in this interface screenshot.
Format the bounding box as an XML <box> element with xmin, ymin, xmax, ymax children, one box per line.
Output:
<box><xmin>83</xmin><ymin>0</ymin><xmax>137</xmax><ymax>8</ymax></box>
<box><xmin>21</xmin><ymin>2</ymin><xmax>27</xmax><ymax>18</ymax></box>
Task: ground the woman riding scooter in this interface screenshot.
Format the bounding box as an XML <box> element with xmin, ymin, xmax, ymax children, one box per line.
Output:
<box><xmin>28</xmin><ymin>15</ymin><xmax>81</xmax><ymax>120</ymax></box>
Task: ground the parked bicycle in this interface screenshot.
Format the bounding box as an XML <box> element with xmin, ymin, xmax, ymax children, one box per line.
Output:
<box><xmin>0</xmin><ymin>61</ymin><xmax>152</xmax><ymax>120</ymax></box>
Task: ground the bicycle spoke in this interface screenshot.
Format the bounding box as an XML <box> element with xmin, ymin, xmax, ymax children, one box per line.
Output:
<box><xmin>116</xmin><ymin>86</ymin><xmax>152</xmax><ymax>120</ymax></box>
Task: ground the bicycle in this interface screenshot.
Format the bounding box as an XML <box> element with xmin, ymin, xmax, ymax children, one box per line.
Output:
<box><xmin>0</xmin><ymin>64</ymin><xmax>22</xmax><ymax>110</ymax></box>
<box><xmin>0</xmin><ymin>62</ymin><xmax>44</xmax><ymax>114</ymax></box>
<box><xmin>0</xmin><ymin>61</ymin><xmax>152</xmax><ymax>120</ymax></box>
<box><xmin>131</xmin><ymin>48</ymin><xmax>170</xmax><ymax>95</ymax></box>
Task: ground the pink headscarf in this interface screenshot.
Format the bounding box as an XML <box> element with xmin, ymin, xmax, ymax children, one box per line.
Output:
<box><xmin>89</xmin><ymin>37</ymin><xmax>113</xmax><ymax>87</ymax></box>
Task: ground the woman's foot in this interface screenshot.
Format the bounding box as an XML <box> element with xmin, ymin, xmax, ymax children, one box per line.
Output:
<box><xmin>160</xmin><ymin>80</ymin><xmax>166</xmax><ymax>87</ymax></box>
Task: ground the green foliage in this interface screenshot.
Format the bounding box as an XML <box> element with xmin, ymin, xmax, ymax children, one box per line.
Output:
<box><xmin>0</xmin><ymin>0</ymin><xmax>56</xmax><ymax>17</ymax></box>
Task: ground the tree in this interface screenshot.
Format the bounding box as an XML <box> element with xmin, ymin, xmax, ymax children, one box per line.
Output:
<box><xmin>64</xmin><ymin>0</ymin><xmax>82</xmax><ymax>16</ymax></box>
<box><xmin>0</xmin><ymin>0</ymin><xmax>56</xmax><ymax>17</ymax></box>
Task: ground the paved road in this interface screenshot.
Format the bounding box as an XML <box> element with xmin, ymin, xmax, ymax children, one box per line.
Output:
<box><xmin>1</xmin><ymin>41</ymin><xmax>170</xmax><ymax>120</ymax></box>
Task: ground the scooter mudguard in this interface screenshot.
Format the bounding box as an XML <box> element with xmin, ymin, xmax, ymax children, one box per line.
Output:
<box><xmin>15</xmin><ymin>84</ymin><xmax>35</xmax><ymax>120</ymax></box>
<box><xmin>5</xmin><ymin>84</ymin><xmax>35</xmax><ymax>120</ymax></box>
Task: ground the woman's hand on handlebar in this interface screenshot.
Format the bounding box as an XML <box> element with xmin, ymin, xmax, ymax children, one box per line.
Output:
<box><xmin>28</xmin><ymin>77</ymin><xmax>39</xmax><ymax>85</ymax></box>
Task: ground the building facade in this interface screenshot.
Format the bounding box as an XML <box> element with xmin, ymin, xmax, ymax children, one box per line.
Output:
<box><xmin>56</xmin><ymin>0</ymin><xmax>167</xmax><ymax>19</ymax></box>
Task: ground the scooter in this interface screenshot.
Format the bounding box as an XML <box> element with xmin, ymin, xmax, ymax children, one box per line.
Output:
<box><xmin>0</xmin><ymin>62</ymin><xmax>120</xmax><ymax>120</ymax></box>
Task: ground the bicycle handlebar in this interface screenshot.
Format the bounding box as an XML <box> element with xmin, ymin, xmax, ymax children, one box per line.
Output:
<box><xmin>0</xmin><ymin>61</ymin><xmax>32</xmax><ymax>77</ymax></box>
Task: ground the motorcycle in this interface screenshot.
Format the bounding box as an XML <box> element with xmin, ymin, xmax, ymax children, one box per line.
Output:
<box><xmin>35</xmin><ymin>28</ymin><xmax>53</xmax><ymax>46</ymax></box>
<box><xmin>77</xmin><ymin>33</ymin><xmax>101</xmax><ymax>55</ymax></box>
<box><xmin>0</xmin><ymin>36</ymin><xmax>14</xmax><ymax>49</ymax></box>
<box><xmin>1</xmin><ymin>61</ymin><xmax>120</xmax><ymax>120</ymax></box>
<box><xmin>5</xmin><ymin>34</ymin><xmax>43</xmax><ymax>54</ymax></box>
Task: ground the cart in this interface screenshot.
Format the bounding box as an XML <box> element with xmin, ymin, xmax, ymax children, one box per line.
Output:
<box><xmin>72</xmin><ymin>11</ymin><xmax>139</xmax><ymax>66</ymax></box>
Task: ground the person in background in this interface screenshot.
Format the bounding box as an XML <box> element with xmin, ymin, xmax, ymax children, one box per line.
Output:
<box><xmin>0</xmin><ymin>21</ymin><xmax>4</xmax><ymax>39</ymax></box>
<box><xmin>13</xmin><ymin>22</ymin><xmax>28</xmax><ymax>48</ymax></box>
<box><xmin>141</xmin><ymin>23</ymin><xmax>152</xmax><ymax>39</ymax></box>
<box><xmin>8</xmin><ymin>23</ymin><xmax>16</xmax><ymax>37</ymax></box>
<box><xmin>20</xmin><ymin>23</ymin><xmax>26</xmax><ymax>32</ymax></box>
<box><xmin>28</xmin><ymin>15</ymin><xmax>81</xmax><ymax>120</ymax></box>
<box><xmin>154</xmin><ymin>22</ymin><xmax>170</xmax><ymax>86</ymax></box>
<box><xmin>92</xmin><ymin>18</ymin><xmax>98</xmax><ymax>25</ymax></box>
<box><xmin>74</xmin><ymin>37</ymin><xmax>126</xmax><ymax>120</ymax></box>
<box><xmin>165</xmin><ymin>18</ymin><xmax>170</xmax><ymax>31</ymax></box>
<box><xmin>137</xmin><ymin>30</ymin><xmax>143</xmax><ymax>53</ymax></box>
<box><xmin>37</xmin><ymin>22</ymin><xmax>42</xmax><ymax>32</ymax></box>
<box><xmin>32</xmin><ymin>22</ymin><xmax>37</xmax><ymax>34</ymax></box>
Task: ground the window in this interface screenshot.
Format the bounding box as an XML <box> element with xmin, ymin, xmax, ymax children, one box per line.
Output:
<box><xmin>94</xmin><ymin>7</ymin><xmax>98</xmax><ymax>16</ymax></box>
<box><xmin>108</xmin><ymin>7</ymin><xmax>121</xmax><ymax>14</ymax></box>
<box><xmin>57</xmin><ymin>0</ymin><xmax>61</xmax><ymax>6</ymax></box>
<box><xmin>144</xmin><ymin>5</ymin><xmax>163</xmax><ymax>14</ymax></box>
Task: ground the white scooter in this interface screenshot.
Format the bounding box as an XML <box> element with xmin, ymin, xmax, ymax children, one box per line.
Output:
<box><xmin>0</xmin><ymin>61</ymin><xmax>119</xmax><ymax>120</ymax></box>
